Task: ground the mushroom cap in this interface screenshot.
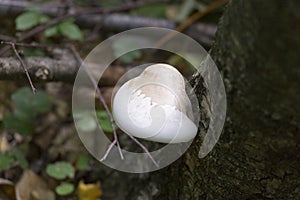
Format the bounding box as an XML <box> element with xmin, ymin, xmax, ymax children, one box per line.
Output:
<box><xmin>113</xmin><ymin>63</ymin><xmax>197</xmax><ymax>143</ymax></box>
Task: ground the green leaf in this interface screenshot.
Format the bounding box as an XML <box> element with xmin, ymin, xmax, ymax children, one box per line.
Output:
<box><xmin>0</xmin><ymin>152</ymin><xmax>15</xmax><ymax>171</ymax></box>
<box><xmin>3</xmin><ymin>87</ymin><xmax>52</xmax><ymax>135</ymax></box>
<box><xmin>55</xmin><ymin>183</ymin><xmax>74</xmax><ymax>196</ymax></box>
<box><xmin>46</xmin><ymin>162</ymin><xmax>75</xmax><ymax>180</ymax></box>
<box><xmin>112</xmin><ymin>37</ymin><xmax>142</xmax><ymax>63</ymax></box>
<box><xmin>12</xmin><ymin>87</ymin><xmax>52</xmax><ymax>119</ymax></box>
<box><xmin>13</xmin><ymin>148</ymin><xmax>28</xmax><ymax>169</ymax></box>
<box><xmin>119</xmin><ymin>50</ymin><xmax>142</xmax><ymax>63</ymax></box>
<box><xmin>16</xmin><ymin>7</ymin><xmax>50</xmax><ymax>31</ymax></box>
<box><xmin>15</xmin><ymin>12</ymin><xmax>41</xmax><ymax>30</ymax></box>
<box><xmin>131</xmin><ymin>4</ymin><xmax>167</xmax><ymax>18</ymax></box>
<box><xmin>77</xmin><ymin>115</ymin><xmax>97</xmax><ymax>132</ymax></box>
<box><xmin>39</xmin><ymin>15</ymin><xmax>50</xmax><ymax>23</ymax></box>
<box><xmin>44</xmin><ymin>26</ymin><xmax>58</xmax><ymax>37</ymax></box>
<box><xmin>3</xmin><ymin>114</ymin><xmax>33</xmax><ymax>135</ymax></box>
<box><xmin>58</xmin><ymin>20</ymin><xmax>83</xmax><ymax>41</ymax></box>
<box><xmin>96</xmin><ymin>110</ymin><xmax>115</xmax><ymax>132</ymax></box>
<box><xmin>76</xmin><ymin>154</ymin><xmax>89</xmax><ymax>171</ymax></box>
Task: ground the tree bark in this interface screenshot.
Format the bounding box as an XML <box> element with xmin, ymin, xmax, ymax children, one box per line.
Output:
<box><xmin>155</xmin><ymin>0</ymin><xmax>300</xmax><ymax>199</ymax></box>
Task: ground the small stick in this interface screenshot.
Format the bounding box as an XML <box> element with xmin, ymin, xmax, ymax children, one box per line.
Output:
<box><xmin>155</xmin><ymin>0</ymin><xmax>229</xmax><ymax>48</ymax></box>
<box><xmin>100</xmin><ymin>140</ymin><xmax>117</xmax><ymax>161</ymax></box>
<box><xmin>68</xmin><ymin>44</ymin><xmax>124</xmax><ymax>160</ymax></box>
<box><xmin>1</xmin><ymin>41</ymin><xmax>62</xmax><ymax>49</ymax></box>
<box><xmin>127</xmin><ymin>134</ymin><xmax>159</xmax><ymax>167</ymax></box>
<box><xmin>69</xmin><ymin>45</ymin><xmax>158</xmax><ymax>167</ymax></box>
<box><xmin>0</xmin><ymin>0</ymin><xmax>168</xmax><ymax>56</ymax></box>
<box><xmin>18</xmin><ymin>1</ymin><xmax>168</xmax><ymax>41</ymax></box>
<box><xmin>2</xmin><ymin>41</ymin><xmax>36</xmax><ymax>93</ymax></box>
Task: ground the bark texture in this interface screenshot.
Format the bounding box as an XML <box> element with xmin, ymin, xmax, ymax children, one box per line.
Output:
<box><xmin>0</xmin><ymin>49</ymin><xmax>77</xmax><ymax>82</ymax></box>
<box><xmin>155</xmin><ymin>0</ymin><xmax>300</xmax><ymax>199</ymax></box>
<box><xmin>0</xmin><ymin>49</ymin><xmax>126</xmax><ymax>86</ymax></box>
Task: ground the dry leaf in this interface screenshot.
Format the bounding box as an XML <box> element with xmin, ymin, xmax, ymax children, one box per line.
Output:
<box><xmin>78</xmin><ymin>180</ymin><xmax>102</xmax><ymax>200</ymax></box>
<box><xmin>0</xmin><ymin>178</ymin><xmax>17</xmax><ymax>200</ymax></box>
<box><xmin>48</xmin><ymin>125</ymin><xmax>84</xmax><ymax>161</ymax></box>
<box><xmin>16</xmin><ymin>170</ymin><xmax>55</xmax><ymax>200</ymax></box>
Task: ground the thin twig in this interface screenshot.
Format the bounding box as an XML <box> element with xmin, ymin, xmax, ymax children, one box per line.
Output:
<box><xmin>0</xmin><ymin>0</ymin><xmax>168</xmax><ymax>56</ymax></box>
<box><xmin>19</xmin><ymin>1</ymin><xmax>155</xmax><ymax>41</ymax></box>
<box><xmin>69</xmin><ymin>45</ymin><xmax>158</xmax><ymax>166</ymax></box>
<box><xmin>1</xmin><ymin>41</ymin><xmax>62</xmax><ymax>49</ymax></box>
<box><xmin>0</xmin><ymin>0</ymin><xmax>216</xmax><ymax>46</ymax></box>
<box><xmin>68</xmin><ymin>44</ymin><xmax>124</xmax><ymax>160</ymax></box>
<box><xmin>155</xmin><ymin>0</ymin><xmax>228</xmax><ymax>48</ymax></box>
<box><xmin>2</xmin><ymin>41</ymin><xmax>36</xmax><ymax>93</ymax></box>
<box><xmin>100</xmin><ymin>140</ymin><xmax>117</xmax><ymax>161</ymax></box>
<box><xmin>18</xmin><ymin>14</ymin><xmax>73</xmax><ymax>42</ymax></box>
<box><xmin>127</xmin><ymin>134</ymin><xmax>159</xmax><ymax>167</ymax></box>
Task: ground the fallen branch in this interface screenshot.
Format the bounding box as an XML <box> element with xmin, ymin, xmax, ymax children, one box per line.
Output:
<box><xmin>155</xmin><ymin>0</ymin><xmax>228</xmax><ymax>47</ymax></box>
<box><xmin>0</xmin><ymin>0</ymin><xmax>217</xmax><ymax>46</ymax></box>
<box><xmin>0</xmin><ymin>0</ymin><xmax>164</xmax><ymax>55</ymax></box>
<box><xmin>0</xmin><ymin>52</ymin><xmax>126</xmax><ymax>85</ymax></box>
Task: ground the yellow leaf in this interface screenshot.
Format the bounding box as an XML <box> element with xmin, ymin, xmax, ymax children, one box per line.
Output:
<box><xmin>0</xmin><ymin>134</ymin><xmax>10</xmax><ymax>152</ymax></box>
<box><xmin>78</xmin><ymin>180</ymin><xmax>102</xmax><ymax>200</ymax></box>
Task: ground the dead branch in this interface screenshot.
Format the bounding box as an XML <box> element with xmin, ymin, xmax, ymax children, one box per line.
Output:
<box><xmin>0</xmin><ymin>0</ymin><xmax>156</xmax><ymax>55</ymax></box>
<box><xmin>0</xmin><ymin>50</ymin><xmax>126</xmax><ymax>85</ymax></box>
<box><xmin>0</xmin><ymin>0</ymin><xmax>216</xmax><ymax>46</ymax></box>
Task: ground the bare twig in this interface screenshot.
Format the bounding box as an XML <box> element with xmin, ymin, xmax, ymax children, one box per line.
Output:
<box><xmin>176</xmin><ymin>0</ymin><xmax>228</xmax><ymax>32</ymax></box>
<box><xmin>2</xmin><ymin>41</ymin><xmax>36</xmax><ymax>93</ymax></box>
<box><xmin>20</xmin><ymin>0</ymin><xmax>163</xmax><ymax>41</ymax></box>
<box><xmin>1</xmin><ymin>40</ymin><xmax>63</xmax><ymax>49</ymax></box>
<box><xmin>0</xmin><ymin>0</ymin><xmax>216</xmax><ymax>53</ymax></box>
<box><xmin>18</xmin><ymin>14</ymin><xmax>73</xmax><ymax>42</ymax></box>
<box><xmin>69</xmin><ymin>45</ymin><xmax>158</xmax><ymax>166</ymax></box>
<box><xmin>0</xmin><ymin>0</ymin><xmax>166</xmax><ymax>56</ymax></box>
<box><xmin>99</xmin><ymin>140</ymin><xmax>117</xmax><ymax>161</ymax></box>
<box><xmin>127</xmin><ymin>134</ymin><xmax>159</xmax><ymax>167</ymax></box>
<box><xmin>155</xmin><ymin>0</ymin><xmax>228</xmax><ymax>47</ymax></box>
<box><xmin>68</xmin><ymin>44</ymin><xmax>124</xmax><ymax>160</ymax></box>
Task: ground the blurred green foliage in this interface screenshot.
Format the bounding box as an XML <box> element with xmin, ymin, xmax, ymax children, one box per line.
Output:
<box><xmin>0</xmin><ymin>148</ymin><xmax>28</xmax><ymax>171</ymax></box>
<box><xmin>15</xmin><ymin>7</ymin><xmax>50</xmax><ymax>31</ymax></box>
<box><xmin>75</xmin><ymin>110</ymin><xmax>116</xmax><ymax>133</ymax></box>
<box><xmin>55</xmin><ymin>183</ymin><xmax>75</xmax><ymax>196</ymax></box>
<box><xmin>3</xmin><ymin>87</ymin><xmax>53</xmax><ymax>135</ymax></box>
<box><xmin>131</xmin><ymin>4</ymin><xmax>167</xmax><ymax>18</ymax></box>
<box><xmin>46</xmin><ymin>161</ymin><xmax>75</xmax><ymax>180</ymax></box>
<box><xmin>112</xmin><ymin>37</ymin><xmax>143</xmax><ymax>63</ymax></box>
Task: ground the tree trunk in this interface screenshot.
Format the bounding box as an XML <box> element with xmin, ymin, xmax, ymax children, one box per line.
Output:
<box><xmin>155</xmin><ymin>0</ymin><xmax>300</xmax><ymax>199</ymax></box>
